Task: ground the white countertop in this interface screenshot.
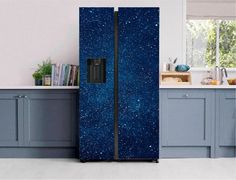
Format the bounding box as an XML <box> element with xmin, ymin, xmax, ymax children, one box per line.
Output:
<box><xmin>160</xmin><ymin>85</ymin><xmax>236</xmax><ymax>89</ymax></box>
<box><xmin>0</xmin><ymin>86</ymin><xmax>80</xmax><ymax>90</ymax></box>
<box><xmin>0</xmin><ymin>85</ymin><xmax>235</xmax><ymax>90</ymax></box>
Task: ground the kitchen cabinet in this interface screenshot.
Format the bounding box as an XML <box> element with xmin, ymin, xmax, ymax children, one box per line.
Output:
<box><xmin>160</xmin><ymin>89</ymin><xmax>215</xmax><ymax>158</ymax></box>
<box><xmin>215</xmin><ymin>90</ymin><xmax>236</xmax><ymax>157</ymax></box>
<box><xmin>0</xmin><ymin>94</ymin><xmax>24</xmax><ymax>147</ymax></box>
<box><xmin>160</xmin><ymin>88</ymin><xmax>236</xmax><ymax>158</ymax></box>
<box><xmin>0</xmin><ymin>90</ymin><xmax>77</xmax><ymax>157</ymax></box>
<box><xmin>24</xmin><ymin>93</ymin><xmax>76</xmax><ymax>147</ymax></box>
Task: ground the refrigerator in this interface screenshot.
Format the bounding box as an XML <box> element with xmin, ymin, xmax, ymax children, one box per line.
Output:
<box><xmin>79</xmin><ymin>7</ymin><xmax>159</xmax><ymax>162</ymax></box>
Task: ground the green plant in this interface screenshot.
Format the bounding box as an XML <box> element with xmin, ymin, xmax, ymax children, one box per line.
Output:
<box><xmin>32</xmin><ymin>58</ymin><xmax>52</xmax><ymax>80</ymax></box>
<box><xmin>38</xmin><ymin>58</ymin><xmax>52</xmax><ymax>76</ymax></box>
<box><xmin>32</xmin><ymin>71</ymin><xmax>43</xmax><ymax>80</ymax></box>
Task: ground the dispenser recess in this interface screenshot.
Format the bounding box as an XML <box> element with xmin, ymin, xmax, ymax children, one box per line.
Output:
<box><xmin>87</xmin><ymin>59</ymin><xmax>106</xmax><ymax>83</ymax></box>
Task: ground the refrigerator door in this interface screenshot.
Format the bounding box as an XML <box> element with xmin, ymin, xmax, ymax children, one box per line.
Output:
<box><xmin>79</xmin><ymin>8</ymin><xmax>114</xmax><ymax>161</ymax></box>
<box><xmin>118</xmin><ymin>8</ymin><xmax>159</xmax><ymax>160</ymax></box>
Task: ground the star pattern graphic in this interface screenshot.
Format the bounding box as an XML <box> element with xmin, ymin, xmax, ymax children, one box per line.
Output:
<box><xmin>79</xmin><ymin>8</ymin><xmax>159</xmax><ymax>161</ymax></box>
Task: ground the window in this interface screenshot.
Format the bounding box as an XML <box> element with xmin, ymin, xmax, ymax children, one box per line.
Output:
<box><xmin>186</xmin><ymin>20</ymin><xmax>236</xmax><ymax>68</ymax></box>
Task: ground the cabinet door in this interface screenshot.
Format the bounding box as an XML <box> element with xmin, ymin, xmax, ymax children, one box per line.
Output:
<box><xmin>118</xmin><ymin>8</ymin><xmax>159</xmax><ymax>160</ymax></box>
<box><xmin>79</xmin><ymin>8</ymin><xmax>115</xmax><ymax>161</ymax></box>
<box><xmin>24</xmin><ymin>93</ymin><xmax>76</xmax><ymax>147</ymax></box>
<box><xmin>161</xmin><ymin>90</ymin><xmax>214</xmax><ymax>146</ymax></box>
<box><xmin>0</xmin><ymin>94</ymin><xmax>24</xmax><ymax>147</ymax></box>
<box><xmin>216</xmin><ymin>90</ymin><xmax>236</xmax><ymax>157</ymax></box>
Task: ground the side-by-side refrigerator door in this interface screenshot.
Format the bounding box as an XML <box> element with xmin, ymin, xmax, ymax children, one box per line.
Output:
<box><xmin>118</xmin><ymin>8</ymin><xmax>159</xmax><ymax>160</ymax></box>
<box><xmin>79</xmin><ymin>8</ymin><xmax>114</xmax><ymax>161</ymax></box>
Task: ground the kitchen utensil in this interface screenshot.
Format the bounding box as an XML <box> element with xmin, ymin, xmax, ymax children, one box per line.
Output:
<box><xmin>212</xmin><ymin>66</ymin><xmax>228</xmax><ymax>85</ymax></box>
<box><xmin>163</xmin><ymin>63</ymin><xmax>175</xmax><ymax>71</ymax></box>
<box><xmin>173</xmin><ymin>58</ymin><xmax>177</xmax><ymax>64</ymax></box>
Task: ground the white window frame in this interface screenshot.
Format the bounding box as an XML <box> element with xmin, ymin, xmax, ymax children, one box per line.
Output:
<box><xmin>185</xmin><ymin>19</ymin><xmax>236</xmax><ymax>72</ymax></box>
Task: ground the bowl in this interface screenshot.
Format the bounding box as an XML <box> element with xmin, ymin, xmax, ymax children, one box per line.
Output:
<box><xmin>175</xmin><ymin>64</ymin><xmax>190</xmax><ymax>72</ymax></box>
<box><xmin>227</xmin><ymin>78</ymin><xmax>236</xmax><ymax>85</ymax></box>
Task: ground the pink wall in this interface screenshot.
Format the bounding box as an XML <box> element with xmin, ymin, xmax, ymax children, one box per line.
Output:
<box><xmin>0</xmin><ymin>0</ymin><xmax>79</xmax><ymax>85</ymax></box>
<box><xmin>0</xmin><ymin>0</ymin><xmax>189</xmax><ymax>86</ymax></box>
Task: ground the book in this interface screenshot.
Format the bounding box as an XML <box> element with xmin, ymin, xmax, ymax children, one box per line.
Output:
<box><xmin>58</xmin><ymin>64</ymin><xmax>62</xmax><ymax>86</ymax></box>
<box><xmin>51</xmin><ymin>63</ymin><xmax>79</xmax><ymax>86</ymax></box>
<box><xmin>60</xmin><ymin>64</ymin><xmax>66</xmax><ymax>86</ymax></box>
<box><xmin>66</xmin><ymin>65</ymin><xmax>72</xmax><ymax>86</ymax></box>
<box><xmin>77</xmin><ymin>66</ymin><xmax>80</xmax><ymax>86</ymax></box>
<box><xmin>51</xmin><ymin>65</ymin><xmax>55</xmax><ymax>86</ymax></box>
<box><xmin>63</xmin><ymin>64</ymin><xmax>69</xmax><ymax>86</ymax></box>
<box><xmin>54</xmin><ymin>64</ymin><xmax>60</xmax><ymax>86</ymax></box>
<box><xmin>71</xmin><ymin>65</ymin><xmax>77</xmax><ymax>86</ymax></box>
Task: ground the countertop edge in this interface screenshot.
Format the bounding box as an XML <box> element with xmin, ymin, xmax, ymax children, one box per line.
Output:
<box><xmin>160</xmin><ymin>85</ymin><xmax>236</xmax><ymax>89</ymax></box>
<box><xmin>0</xmin><ymin>86</ymin><xmax>80</xmax><ymax>90</ymax></box>
<box><xmin>0</xmin><ymin>85</ymin><xmax>235</xmax><ymax>90</ymax></box>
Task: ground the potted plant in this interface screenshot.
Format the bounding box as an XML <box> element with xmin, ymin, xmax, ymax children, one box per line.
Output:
<box><xmin>39</xmin><ymin>59</ymin><xmax>52</xmax><ymax>86</ymax></box>
<box><xmin>32</xmin><ymin>58</ymin><xmax>52</xmax><ymax>86</ymax></box>
<box><xmin>32</xmin><ymin>70</ymin><xmax>43</xmax><ymax>86</ymax></box>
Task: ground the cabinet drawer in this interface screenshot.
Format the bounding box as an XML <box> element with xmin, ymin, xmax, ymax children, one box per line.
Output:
<box><xmin>167</xmin><ymin>90</ymin><xmax>208</xmax><ymax>99</ymax></box>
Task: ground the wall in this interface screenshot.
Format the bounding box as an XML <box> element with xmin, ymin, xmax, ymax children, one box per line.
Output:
<box><xmin>0</xmin><ymin>0</ymin><xmax>185</xmax><ymax>86</ymax></box>
<box><xmin>0</xmin><ymin>0</ymin><xmax>79</xmax><ymax>86</ymax></box>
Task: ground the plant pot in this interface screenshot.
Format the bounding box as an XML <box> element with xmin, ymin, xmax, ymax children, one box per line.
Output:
<box><xmin>35</xmin><ymin>79</ymin><xmax>43</xmax><ymax>86</ymax></box>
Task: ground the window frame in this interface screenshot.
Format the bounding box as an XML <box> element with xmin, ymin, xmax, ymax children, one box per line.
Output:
<box><xmin>185</xmin><ymin>19</ymin><xmax>236</xmax><ymax>71</ymax></box>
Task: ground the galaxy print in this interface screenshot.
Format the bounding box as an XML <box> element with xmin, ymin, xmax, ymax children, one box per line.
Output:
<box><xmin>79</xmin><ymin>8</ymin><xmax>114</xmax><ymax>161</ymax></box>
<box><xmin>118</xmin><ymin>8</ymin><xmax>159</xmax><ymax>160</ymax></box>
<box><xmin>79</xmin><ymin>8</ymin><xmax>159</xmax><ymax>161</ymax></box>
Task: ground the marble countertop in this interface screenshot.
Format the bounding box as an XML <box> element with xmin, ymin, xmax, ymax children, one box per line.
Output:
<box><xmin>0</xmin><ymin>86</ymin><xmax>80</xmax><ymax>90</ymax></box>
<box><xmin>160</xmin><ymin>85</ymin><xmax>236</xmax><ymax>89</ymax></box>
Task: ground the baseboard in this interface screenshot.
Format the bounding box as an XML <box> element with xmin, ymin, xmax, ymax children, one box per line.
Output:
<box><xmin>160</xmin><ymin>146</ymin><xmax>211</xmax><ymax>158</ymax></box>
<box><xmin>216</xmin><ymin>146</ymin><xmax>236</xmax><ymax>158</ymax></box>
<box><xmin>0</xmin><ymin>148</ymin><xmax>76</xmax><ymax>158</ymax></box>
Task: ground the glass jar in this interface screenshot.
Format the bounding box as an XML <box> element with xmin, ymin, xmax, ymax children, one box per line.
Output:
<box><xmin>43</xmin><ymin>75</ymin><xmax>51</xmax><ymax>86</ymax></box>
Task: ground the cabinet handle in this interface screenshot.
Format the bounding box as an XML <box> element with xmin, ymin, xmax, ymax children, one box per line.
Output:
<box><xmin>15</xmin><ymin>95</ymin><xmax>22</xmax><ymax>99</ymax></box>
<box><xmin>15</xmin><ymin>95</ymin><xmax>28</xmax><ymax>99</ymax></box>
<box><xmin>183</xmin><ymin>94</ymin><xmax>189</xmax><ymax>98</ymax></box>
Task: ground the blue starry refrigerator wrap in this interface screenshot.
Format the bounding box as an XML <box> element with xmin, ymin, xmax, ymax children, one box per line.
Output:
<box><xmin>79</xmin><ymin>8</ymin><xmax>159</xmax><ymax>161</ymax></box>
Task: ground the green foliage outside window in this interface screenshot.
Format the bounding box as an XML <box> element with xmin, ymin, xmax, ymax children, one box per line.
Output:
<box><xmin>187</xmin><ymin>20</ymin><xmax>236</xmax><ymax>68</ymax></box>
